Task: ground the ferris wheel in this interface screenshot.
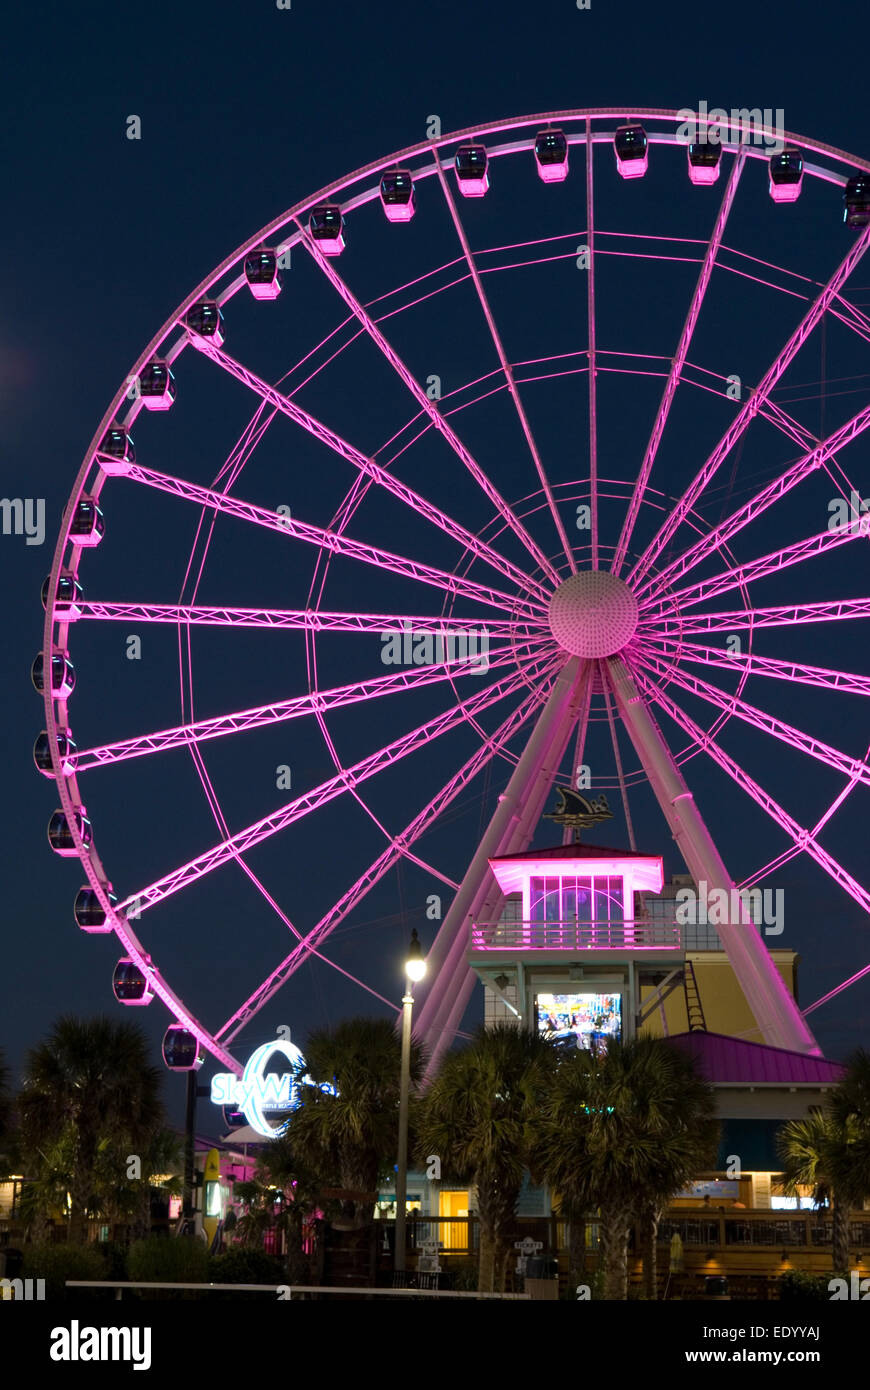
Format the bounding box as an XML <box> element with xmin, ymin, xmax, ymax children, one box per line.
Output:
<box><xmin>35</xmin><ymin>109</ymin><xmax>870</xmax><ymax>1082</ymax></box>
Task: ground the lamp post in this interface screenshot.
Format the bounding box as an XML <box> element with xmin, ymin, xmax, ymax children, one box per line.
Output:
<box><xmin>395</xmin><ymin>928</ymin><xmax>426</xmax><ymax>1274</ymax></box>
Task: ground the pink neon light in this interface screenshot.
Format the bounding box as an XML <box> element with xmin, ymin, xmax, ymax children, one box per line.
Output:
<box><xmin>123</xmin><ymin>659</ymin><xmax>554</xmax><ymax>917</ymax></box>
<box><xmin>627</xmin><ymin>222</ymin><xmax>870</xmax><ymax>590</ymax></box>
<box><xmin>196</xmin><ymin>335</ymin><xmax>553</xmax><ymax>604</ymax></box>
<box><xmin>639</xmin><ymin>598</ymin><xmax>870</xmax><ymax>638</ymax></box>
<box><xmin>72</xmin><ymin>601</ymin><xmax>527</xmax><ymax>637</ymax></box>
<box><xmin>645</xmin><ymin>639</ymin><xmax>870</xmax><ymax>700</ymax></box>
<box><xmin>633</xmin><ymin>667</ymin><xmax>870</xmax><ymax>918</ymax></box>
<box><xmin>635</xmin><ymin>400</ymin><xmax>870</xmax><ymax>602</ymax></box>
<box><xmin>434</xmin><ymin>147</ymin><xmax>577</xmax><ymax>573</ymax></box>
<box><xmin>612</xmin><ymin>152</ymin><xmax>745</xmax><ymax>576</ymax></box>
<box><xmin>636</xmin><ymin>650</ymin><xmax>870</xmax><ymax>788</ymax></box>
<box><xmin>293</xmin><ymin>222</ymin><xmax>559</xmax><ymax>589</ymax></box>
<box><xmin>124</xmin><ymin>461</ymin><xmax>544</xmax><ymax>620</ymax></box>
<box><xmin>73</xmin><ymin>636</ymin><xmax>545</xmax><ymax>772</ymax></box>
<box><xmin>642</xmin><ymin>522</ymin><xmax>864</xmax><ymax>617</ymax></box>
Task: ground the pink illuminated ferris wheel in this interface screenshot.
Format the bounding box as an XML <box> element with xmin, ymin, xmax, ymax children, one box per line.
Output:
<box><xmin>35</xmin><ymin>110</ymin><xmax>870</xmax><ymax>1080</ymax></box>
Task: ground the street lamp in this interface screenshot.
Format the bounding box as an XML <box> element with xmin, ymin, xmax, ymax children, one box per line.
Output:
<box><xmin>395</xmin><ymin>929</ymin><xmax>426</xmax><ymax>1274</ymax></box>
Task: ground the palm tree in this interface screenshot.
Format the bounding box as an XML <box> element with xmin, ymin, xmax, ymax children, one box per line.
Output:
<box><xmin>415</xmin><ymin>1023</ymin><xmax>561</xmax><ymax>1292</ymax></box>
<box><xmin>778</xmin><ymin>1064</ymin><xmax>870</xmax><ymax>1279</ymax></box>
<box><xmin>529</xmin><ymin>1036</ymin><xmax>719</xmax><ymax>1300</ymax></box>
<box><xmin>92</xmin><ymin>1127</ymin><xmax>183</xmax><ymax>1239</ymax></box>
<box><xmin>241</xmin><ymin>1135</ymin><xmax>324</xmax><ymax>1281</ymax></box>
<box><xmin>285</xmin><ymin>1016</ymin><xmax>423</xmax><ymax>1230</ymax></box>
<box><xmin>18</xmin><ymin>1016</ymin><xmax>166</xmax><ymax>1242</ymax></box>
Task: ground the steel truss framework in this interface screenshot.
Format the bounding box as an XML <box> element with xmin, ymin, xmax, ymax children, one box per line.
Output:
<box><xmin>40</xmin><ymin>109</ymin><xmax>870</xmax><ymax>1076</ymax></box>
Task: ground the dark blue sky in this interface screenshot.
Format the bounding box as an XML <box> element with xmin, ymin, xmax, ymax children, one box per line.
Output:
<box><xmin>4</xmin><ymin>0</ymin><xmax>870</xmax><ymax>1126</ymax></box>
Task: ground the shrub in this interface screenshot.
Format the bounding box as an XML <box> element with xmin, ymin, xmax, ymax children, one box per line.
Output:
<box><xmin>21</xmin><ymin>1242</ymin><xmax>109</xmax><ymax>1300</ymax></box>
<box><xmin>127</xmin><ymin>1235</ymin><xmax>208</xmax><ymax>1297</ymax></box>
<box><xmin>446</xmin><ymin>1262</ymin><xmax>478</xmax><ymax>1292</ymax></box>
<box><xmin>779</xmin><ymin>1269</ymin><xmax>832</xmax><ymax>1301</ymax></box>
<box><xmin>208</xmin><ymin>1248</ymin><xmax>285</xmax><ymax>1293</ymax></box>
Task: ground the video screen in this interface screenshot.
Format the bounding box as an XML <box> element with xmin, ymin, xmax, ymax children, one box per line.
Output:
<box><xmin>536</xmin><ymin>992</ymin><xmax>621</xmax><ymax>1053</ymax></box>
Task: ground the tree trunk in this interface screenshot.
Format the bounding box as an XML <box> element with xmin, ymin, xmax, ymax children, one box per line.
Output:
<box><xmin>68</xmin><ymin>1175</ymin><xmax>92</xmax><ymax>1245</ymax></box>
<box><xmin>598</xmin><ymin>1207</ymin><xmax>631</xmax><ymax>1300</ymax></box>
<box><xmin>832</xmin><ymin>1197</ymin><xmax>851</xmax><ymax>1276</ymax></box>
<box><xmin>68</xmin><ymin>1128</ymin><xmax>96</xmax><ymax>1244</ymax></box>
<box><xmin>568</xmin><ymin>1213</ymin><xmax>587</xmax><ymax>1283</ymax></box>
<box><xmin>478</xmin><ymin>1227</ymin><xmax>497</xmax><ymax>1293</ymax></box>
<box><xmin>495</xmin><ymin>1240</ymin><xmax>512</xmax><ymax>1293</ymax></box>
<box><xmin>640</xmin><ymin>1205</ymin><xmax>662</xmax><ymax>1300</ymax></box>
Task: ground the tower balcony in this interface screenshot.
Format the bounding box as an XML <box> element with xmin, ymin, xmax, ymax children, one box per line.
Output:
<box><xmin>470</xmin><ymin>917</ymin><xmax>681</xmax><ymax>952</ymax></box>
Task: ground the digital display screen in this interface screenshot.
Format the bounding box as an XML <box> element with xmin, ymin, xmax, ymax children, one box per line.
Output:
<box><xmin>536</xmin><ymin>992</ymin><xmax>621</xmax><ymax>1053</ymax></box>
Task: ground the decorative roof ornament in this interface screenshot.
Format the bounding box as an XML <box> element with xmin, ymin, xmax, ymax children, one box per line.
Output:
<box><xmin>544</xmin><ymin>787</ymin><xmax>614</xmax><ymax>831</ymax></box>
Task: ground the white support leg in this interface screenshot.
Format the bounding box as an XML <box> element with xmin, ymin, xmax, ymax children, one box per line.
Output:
<box><xmin>416</xmin><ymin>658</ymin><xmax>590</xmax><ymax>1075</ymax></box>
<box><xmin>606</xmin><ymin>655</ymin><xmax>818</xmax><ymax>1054</ymax></box>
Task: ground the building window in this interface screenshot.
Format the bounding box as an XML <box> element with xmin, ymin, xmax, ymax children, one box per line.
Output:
<box><xmin>529</xmin><ymin>875</ymin><xmax>624</xmax><ymax>925</ymax></box>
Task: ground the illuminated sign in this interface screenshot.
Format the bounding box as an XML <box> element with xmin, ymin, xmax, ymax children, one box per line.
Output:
<box><xmin>210</xmin><ymin>1038</ymin><xmax>334</xmax><ymax>1138</ymax></box>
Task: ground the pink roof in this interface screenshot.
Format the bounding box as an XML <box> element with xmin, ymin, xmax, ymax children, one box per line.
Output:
<box><xmin>491</xmin><ymin>842</ymin><xmax>658</xmax><ymax>862</ymax></box>
<box><xmin>666</xmin><ymin>1032</ymin><xmax>844</xmax><ymax>1085</ymax></box>
<box><xmin>489</xmin><ymin>842</ymin><xmax>664</xmax><ymax>898</ymax></box>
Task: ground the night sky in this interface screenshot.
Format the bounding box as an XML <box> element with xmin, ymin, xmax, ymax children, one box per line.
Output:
<box><xmin>4</xmin><ymin>0</ymin><xmax>870</xmax><ymax>1129</ymax></box>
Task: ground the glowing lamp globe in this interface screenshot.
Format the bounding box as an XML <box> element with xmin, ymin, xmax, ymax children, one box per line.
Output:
<box><xmin>405</xmin><ymin>929</ymin><xmax>427</xmax><ymax>982</ymax></box>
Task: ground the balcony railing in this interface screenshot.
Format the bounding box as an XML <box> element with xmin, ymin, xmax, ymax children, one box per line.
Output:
<box><xmin>402</xmin><ymin>1210</ymin><xmax>870</xmax><ymax>1257</ymax></box>
<box><xmin>470</xmin><ymin>919</ymin><xmax>682</xmax><ymax>951</ymax></box>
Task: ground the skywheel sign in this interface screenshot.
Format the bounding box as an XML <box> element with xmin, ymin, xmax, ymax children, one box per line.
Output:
<box><xmin>210</xmin><ymin>1038</ymin><xmax>335</xmax><ymax>1138</ymax></box>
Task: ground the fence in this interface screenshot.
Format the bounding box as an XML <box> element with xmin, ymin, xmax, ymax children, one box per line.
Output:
<box><xmin>407</xmin><ymin>1211</ymin><xmax>870</xmax><ymax>1257</ymax></box>
<box><xmin>65</xmin><ymin>1280</ymin><xmax>529</xmax><ymax>1301</ymax></box>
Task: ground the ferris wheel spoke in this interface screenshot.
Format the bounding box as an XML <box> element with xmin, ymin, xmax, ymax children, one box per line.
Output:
<box><xmin>69</xmin><ymin>600</ymin><xmax>530</xmax><ymax>639</ymax></box>
<box><xmin>433</xmin><ymin>146</ymin><xmax>576</xmax><ymax>573</ymax></box>
<box><xmin>757</xmin><ymin>398</ymin><xmax>820</xmax><ymax>453</ymax></box>
<box><xmin>634</xmin><ymin>665</ymin><xmax>870</xmax><ymax>917</ymax></box>
<box><xmin>830</xmin><ymin>294</ymin><xmax>870</xmax><ymax>345</ymax></box>
<box><xmin>627</xmin><ymin>222</ymin><xmax>870</xmax><ymax>589</ymax></box>
<box><xmin>613</xmin><ymin>150</ymin><xmax>746</xmax><ymax>576</ymax></box>
<box><xmin>122</xmin><ymin>462</ymin><xmax>544</xmax><ymax>619</ymax></box>
<box><xmin>71</xmin><ymin>635</ymin><xmax>547</xmax><ymax>772</ymax></box>
<box><xmin>803</xmin><ymin>966</ymin><xmax>870</xmax><ymax>1016</ymax></box>
<box><xmin>120</xmin><ymin>660</ymin><xmax>549</xmax><ymax>916</ymax></box>
<box><xmin>599</xmin><ymin>661</ymin><xmax>637</xmax><ymax>850</ymax></box>
<box><xmin>635</xmin><ymin>647</ymin><xmax>870</xmax><ymax>787</ymax></box>
<box><xmin>191</xmin><ymin>336</ymin><xmax>550</xmax><ymax>604</ymax></box>
<box><xmin>643</xmin><ymin>521</ymin><xmax>866</xmax><ymax>616</ymax></box>
<box><xmin>738</xmin><ymin>722</ymin><xmax>870</xmax><ymax>889</ymax></box>
<box><xmin>636</xmin><ymin>399</ymin><xmax>870</xmax><ymax>600</ymax></box>
<box><xmin>646</xmin><ymin>637</ymin><xmax>870</xmax><ymax>699</ymax></box>
<box><xmin>216</xmin><ymin>662</ymin><xmax>559</xmax><ymax>1042</ymax></box>
<box><xmin>293</xmin><ymin>223</ymin><xmax>559</xmax><ymax>593</ymax></box>
<box><xmin>641</xmin><ymin>597</ymin><xmax>870</xmax><ymax>638</ymax></box>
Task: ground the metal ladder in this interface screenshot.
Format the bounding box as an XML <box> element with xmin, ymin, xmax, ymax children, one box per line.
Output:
<box><xmin>683</xmin><ymin>959</ymin><xmax>707</xmax><ymax>1032</ymax></box>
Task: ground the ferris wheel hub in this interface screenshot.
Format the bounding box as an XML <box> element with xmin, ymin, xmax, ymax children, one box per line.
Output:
<box><xmin>547</xmin><ymin>570</ymin><xmax>639</xmax><ymax>657</ymax></box>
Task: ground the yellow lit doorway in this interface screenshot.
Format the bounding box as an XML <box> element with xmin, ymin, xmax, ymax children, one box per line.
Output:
<box><xmin>439</xmin><ymin>1190</ymin><xmax>469</xmax><ymax>1251</ymax></box>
